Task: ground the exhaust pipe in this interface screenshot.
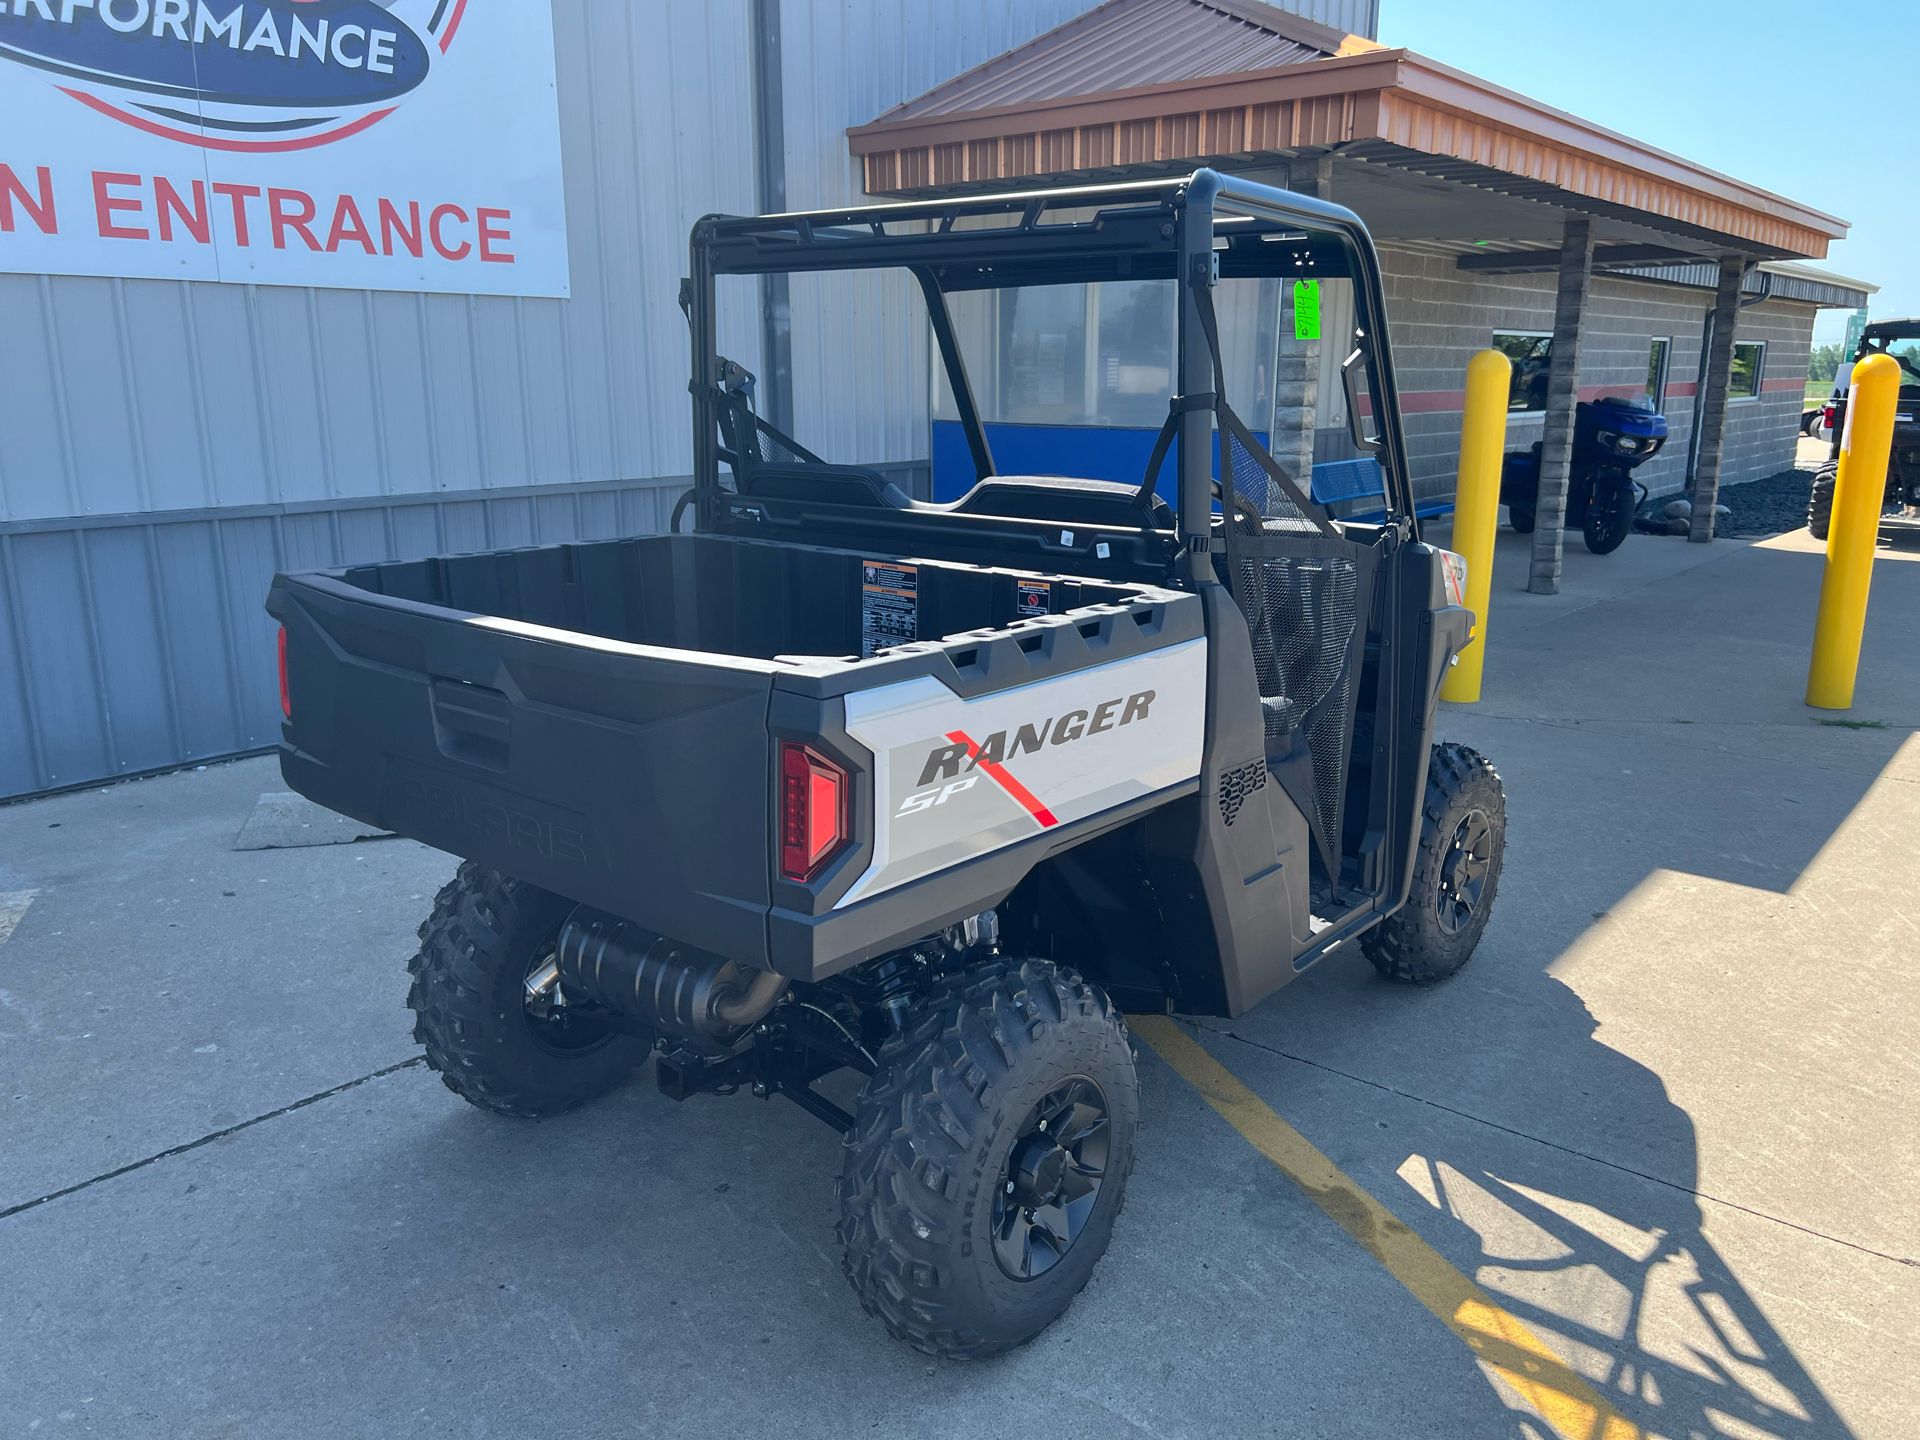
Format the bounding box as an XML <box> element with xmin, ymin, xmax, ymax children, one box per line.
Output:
<box><xmin>554</xmin><ymin>907</ymin><xmax>788</xmax><ymax>1054</ymax></box>
<box><xmin>709</xmin><ymin>965</ymin><xmax>789</xmax><ymax>1027</ymax></box>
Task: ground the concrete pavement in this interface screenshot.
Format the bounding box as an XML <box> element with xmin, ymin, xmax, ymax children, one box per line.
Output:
<box><xmin>1</xmin><ymin>522</ymin><xmax>1915</xmax><ymax>1438</ymax></box>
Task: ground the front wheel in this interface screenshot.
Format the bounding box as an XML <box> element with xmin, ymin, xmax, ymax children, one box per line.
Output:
<box><xmin>837</xmin><ymin>955</ymin><xmax>1137</xmax><ymax>1360</ymax></box>
<box><xmin>1582</xmin><ymin>473</ymin><xmax>1636</xmax><ymax>554</ymax></box>
<box><xmin>1362</xmin><ymin>743</ymin><xmax>1506</xmax><ymax>984</ymax></box>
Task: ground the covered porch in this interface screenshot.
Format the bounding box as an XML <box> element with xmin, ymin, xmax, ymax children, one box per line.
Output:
<box><xmin>846</xmin><ymin>0</ymin><xmax>1852</xmax><ymax>591</ymax></box>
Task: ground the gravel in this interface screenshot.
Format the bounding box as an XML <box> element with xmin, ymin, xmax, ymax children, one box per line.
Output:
<box><xmin>1635</xmin><ymin>466</ymin><xmax>1819</xmax><ymax>540</ymax></box>
<box><xmin>1716</xmin><ymin>466</ymin><xmax>1821</xmax><ymax>537</ymax></box>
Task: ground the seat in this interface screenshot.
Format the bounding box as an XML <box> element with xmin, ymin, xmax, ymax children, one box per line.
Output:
<box><xmin>739</xmin><ymin>463</ymin><xmax>913</xmax><ymax>510</ymax></box>
<box><xmin>1308</xmin><ymin>457</ymin><xmax>1384</xmax><ymax>508</ymax></box>
<box><xmin>945</xmin><ymin>474</ymin><xmax>1174</xmax><ymax>529</ymax></box>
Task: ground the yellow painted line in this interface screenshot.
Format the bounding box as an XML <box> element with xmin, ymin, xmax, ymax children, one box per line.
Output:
<box><xmin>1133</xmin><ymin>1016</ymin><xmax>1641</xmax><ymax>1440</ymax></box>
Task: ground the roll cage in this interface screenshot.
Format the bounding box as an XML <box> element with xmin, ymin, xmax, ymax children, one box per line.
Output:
<box><xmin>683</xmin><ymin>167</ymin><xmax>1418</xmax><ymax>579</ymax></box>
<box><xmin>1857</xmin><ymin>322</ymin><xmax>1920</xmax><ymax>389</ymax></box>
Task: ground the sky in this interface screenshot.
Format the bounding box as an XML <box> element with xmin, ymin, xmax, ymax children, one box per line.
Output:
<box><xmin>1377</xmin><ymin>0</ymin><xmax>1914</xmax><ymax>344</ymax></box>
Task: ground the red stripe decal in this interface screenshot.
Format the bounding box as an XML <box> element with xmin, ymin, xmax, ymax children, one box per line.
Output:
<box><xmin>60</xmin><ymin>88</ymin><xmax>395</xmax><ymax>153</ymax></box>
<box><xmin>947</xmin><ymin>730</ymin><xmax>1059</xmax><ymax>829</ymax></box>
<box><xmin>439</xmin><ymin>0</ymin><xmax>469</xmax><ymax>52</ymax></box>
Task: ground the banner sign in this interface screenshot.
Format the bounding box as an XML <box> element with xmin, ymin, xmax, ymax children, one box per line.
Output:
<box><xmin>0</xmin><ymin>1</ymin><xmax>570</xmax><ymax>296</ymax></box>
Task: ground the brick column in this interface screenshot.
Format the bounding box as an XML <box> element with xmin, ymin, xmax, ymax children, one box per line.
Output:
<box><xmin>1687</xmin><ymin>257</ymin><xmax>1746</xmax><ymax>543</ymax></box>
<box><xmin>1528</xmin><ymin>217</ymin><xmax>1596</xmax><ymax>595</ymax></box>
<box><xmin>1270</xmin><ymin>156</ymin><xmax>1333</xmax><ymax>511</ymax></box>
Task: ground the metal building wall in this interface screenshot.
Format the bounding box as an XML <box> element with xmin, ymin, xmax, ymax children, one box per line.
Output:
<box><xmin>0</xmin><ymin>1</ymin><xmax>767</xmax><ymax>800</ymax></box>
<box><xmin>774</xmin><ymin>0</ymin><xmax>1098</xmax><ymax>466</ymax></box>
<box><xmin>1291</xmin><ymin>0</ymin><xmax>1377</xmax><ymax>36</ymax></box>
<box><xmin>0</xmin><ymin>481</ymin><xmax>689</xmax><ymax>796</ymax></box>
<box><xmin>0</xmin><ymin>6</ymin><xmax>766</xmax><ymax>524</ymax></box>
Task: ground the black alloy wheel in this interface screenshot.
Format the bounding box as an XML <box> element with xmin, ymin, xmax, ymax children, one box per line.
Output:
<box><xmin>1360</xmin><ymin>742</ymin><xmax>1506</xmax><ymax>985</ymax></box>
<box><xmin>1436</xmin><ymin>808</ymin><xmax>1495</xmax><ymax>936</ymax></box>
<box><xmin>991</xmin><ymin>1078</ymin><xmax>1111</xmax><ymax>1281</ymax></box>
<box><xmin>837</xmin><ymin>954</ymin><xmax>1138</xmax><ymax>1359</ymax></box>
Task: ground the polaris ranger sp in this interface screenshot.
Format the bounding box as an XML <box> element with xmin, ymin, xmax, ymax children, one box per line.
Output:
<box><xmin>268</xmin><ymin>170</ymin><xmax>1506</xmax><ymax>1358</ymax></box>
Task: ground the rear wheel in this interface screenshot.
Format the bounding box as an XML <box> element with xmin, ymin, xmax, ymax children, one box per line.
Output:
<box><xmin>1582</xmin><ymin>472</ymin><xmax>1636</xmax><ymax>554</ymax></box>
<box><xmin>407</xmin><ymin>863</ymin><xmax>646</xmax><ymax>1117</ymax></box>
<box><xmin>1507</xmin><ymin>503</ymin><xmax>1536</xmax><ymax>534</ymax></box>
<box><xmin>837</xmin><ymin>955</ymin><xmax>1137</xmax><ymax>1359</ymax></box>
<box><xmin>1807</xmin><ymin>459</ymin><xmax>1837</xmax><ymax>541</ymax></box>
<box><xmin>1362</xmin><ymin>743</ymin><xmax>1506</xmax><ymax>984</ymax></box>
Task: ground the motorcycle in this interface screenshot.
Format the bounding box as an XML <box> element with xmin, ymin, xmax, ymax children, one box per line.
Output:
<box><xmin>1500</xmin><ymin>395</ymin><xmax>1668</xmax><ymax>555</ymax></box>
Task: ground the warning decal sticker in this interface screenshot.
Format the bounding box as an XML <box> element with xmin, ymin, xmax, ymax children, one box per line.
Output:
<box><xmin>861</xmin><ymin>560</ymin><xmax>919</xmax><ymax>657</ymax></box>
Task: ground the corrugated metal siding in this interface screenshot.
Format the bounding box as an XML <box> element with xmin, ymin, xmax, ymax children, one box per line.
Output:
<box><xmin>0</xmin><ymin>462</ymin><xmax>926</xmax><ymax>801</ymax></box>
<box><xmin>873</xmin><ymin>0</ymin><xmax>1341</xmax><ymax>123</ymax></box>
<box><xmin>1286</xmin><ymin>0</ymin><xmax>1375</xmax><ymax>35</ymax></box>
<box><xmin>777</xmin><ymin>0</ymin><xmax>1098</xmax><ymax>466</ymax></box>
<box><xmin>0</xmin><ymin>478</ymin><xmax>682</xmax><ymax>798</ymax></box>
<box><xmin>1615</xmin><ymin>260</ymin><xmax>1871</xmax><ymax>312</ymax></box>
<box><xmin>0</xmin><ymin>2</ymin><xmax>764</xmax><ymax>526</ymax></box>
<box><xmin>0</xmin><ymin>1</ymin><xmax>771</xmax><ymax>800</ymax></box>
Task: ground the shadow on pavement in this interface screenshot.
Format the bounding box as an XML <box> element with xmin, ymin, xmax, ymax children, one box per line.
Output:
<box><xmin>1199</xmin><ymin>533</ymin><xmax>1917</xmax><ymax>1435</ymax></box>
<box><xmin>1392</xmin><ymin>977</ymin><xmax>1857</xmax><ymax>1439</ymax></box>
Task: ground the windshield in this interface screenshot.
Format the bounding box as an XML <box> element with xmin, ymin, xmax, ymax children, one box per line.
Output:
<box><xmin>1862</xmin><ymin>335</ymin><xmax>1920</xmax><ymax>389</ymax></box>
<box><xmin>929</xmin><ymin>240</ymin><xmax>1378</xmax><ymax>514</ymax></box>
<box><xmin>934</xmin><ymin>276</ymin><xmax>1286</xmax><ymax>430</ymax></box>
<box><xmin>696</xmin><ymin>182</ymin><xmax>1410</xmax><ymax>528</ymax></box>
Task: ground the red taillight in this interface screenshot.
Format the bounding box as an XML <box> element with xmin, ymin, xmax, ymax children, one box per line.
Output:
<box><xmin>779</xmin><ymin>741</ymin><xmax>849</xmax><ymax>883</ymax></box>
<box><xmin>277</xmin><ymin>626</ymin><xmax>291</xmax><ymax>719</ymax></box>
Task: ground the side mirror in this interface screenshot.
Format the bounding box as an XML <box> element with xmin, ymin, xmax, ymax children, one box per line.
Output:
<box><xmin>1342</xmin><ymin>346</ymin><xmax>1381</xmax><ymax>454</ymax></box>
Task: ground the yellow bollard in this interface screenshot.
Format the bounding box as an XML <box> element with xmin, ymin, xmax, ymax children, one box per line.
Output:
<box><xmin>1439</xmin><ymin>349</ymin><xmax>1512</xmax><ymax>704</ymax></box>
<box><xmin>1805</xmin><ymin>352</ymin><xmax>1898</xmax><ymax>709</ymax></box>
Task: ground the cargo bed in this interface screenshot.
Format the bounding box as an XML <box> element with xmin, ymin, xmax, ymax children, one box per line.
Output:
<box><xmin>268</xmin><ymin>532</ymin><xmax>1202</xmax><ymax>977</ymax></box>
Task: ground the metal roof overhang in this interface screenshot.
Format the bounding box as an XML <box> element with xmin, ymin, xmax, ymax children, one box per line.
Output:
<box><xmin>848</xmin><ymin>48</ymin><xmax>1848</xmax><ymax>263</ymax></box>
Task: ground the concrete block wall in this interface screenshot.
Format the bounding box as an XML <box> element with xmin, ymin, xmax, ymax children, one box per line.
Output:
<box><xmin>1720</xmin><ymin>299</ymin><xmax>1815</xmax><ymax>487</ymax></box>
<box><xmin>1376</xmin><ymin>246</ymin><xmax>1556</xmax><ymax>503</ymax></box>
<box><xmin>1374</xmin><ymin>246</ymin><xmax>1816</xmax><ymax>507</ymax></box>
<box><xmin>1582</xmin><ymin>276</ymin><xmax>1707</xmax><ymax>494</ymax></box>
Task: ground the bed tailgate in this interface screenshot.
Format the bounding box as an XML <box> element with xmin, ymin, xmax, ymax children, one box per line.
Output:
<box><xmin>268</xmin><ymin>572</ymin><xmax>778</xmax><ymax>966</ymax></box>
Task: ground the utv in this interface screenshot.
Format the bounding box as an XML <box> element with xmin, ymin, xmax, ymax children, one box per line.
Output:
<box><xmin>268</xmin><ymin>170</ymin><xmax>1505</xmax><ymax>1358</ymax></box>
<box><xmin>1809</xmin><ymin>318</ymin><xmax>1920</xmax><ymax>542</ymax></box>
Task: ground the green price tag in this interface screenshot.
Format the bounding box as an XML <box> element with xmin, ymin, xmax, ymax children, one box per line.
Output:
<box><xmin>1292</xmin><ymin>279</ymin><xmax>1321</xmax><ymax>341</ymax></box>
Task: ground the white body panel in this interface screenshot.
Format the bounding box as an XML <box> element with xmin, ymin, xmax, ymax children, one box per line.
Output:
<box><xmin>836</xmin><ymin>639</ymin><xmax>1208</xmax><ymax>908</ymax></box>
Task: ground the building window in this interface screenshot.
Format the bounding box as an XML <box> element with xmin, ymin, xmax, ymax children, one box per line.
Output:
<box><xmin>1645</xmin><ymin>338</ymin><xmax>1670</xmax><ymax>410</ymax></box>
<box><xmin>1729</xmin><ymin>341</ymin><xmax>1765</xmax><ymax>400</ymax></box>
<box><xmin>1492</xmin><ymin>331</ymin><xmax>1553</xmax><ymax>412</ymax></box>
